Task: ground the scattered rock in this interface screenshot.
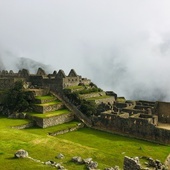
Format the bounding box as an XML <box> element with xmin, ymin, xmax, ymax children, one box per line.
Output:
<box><xmin>105</xmin><ymin>166</ymin><xmax>120</xmax><ymax>170</ymax></box>
<box><xmin>56</xmin><ymin>153</ymin><xmax>65</xmax><ymax>159</ymax></box>
<box><xmin>14</xmin><ymin>149</ymin><xmax>28</xmax><ymax>158</ymax></box>
<box><xmin>87</xmin><ymin>161</ymin><xmax>98</xmax><ymax>170</ymax></box>
<box><xmin>72</xmin><ymin>156</ymin><xmax>83</xmax><ymax>164</ymax></box>
<box><xmin>83</xmin><ymin>158</ymin><xmax>93</xmax><ymax>164</ymax></box>
<box><xmin>123</xmin><ymin>156</ymin><xmax>141</xmax><ymax>170</ymax></box>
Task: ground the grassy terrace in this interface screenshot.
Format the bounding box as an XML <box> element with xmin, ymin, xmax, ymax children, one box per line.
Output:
<box><xmin>116</xmin><ymin>97</ymin><xmax>126</xmax><ymax>103</ymax></box>
<box><xmin>86</xmin><ymin>95</ymin><xmax>113</xmax><ymax>101</ymax></box>
<box><xmin>35</xmin><ymin>95</ymin><xmax>56</xmax><ymax>100</ymax></box>
<box><xmin>65</xmin><ymin>85</ymin><xmax>84</xmax><ymax>90</ymax></box>
<box><xmin>27</xmin><ymin>109</ymin><xmax>70</xmax><ymax>118</ymax></box>
<box><xmin>0</xmin><ymin>116</ymin><xmax>170</xmax><ymax>169</ymax></box>
<box><xmin>34</xmin><ymin>100</ymin><xmax>61</xmax><ymax>106</ymax></box>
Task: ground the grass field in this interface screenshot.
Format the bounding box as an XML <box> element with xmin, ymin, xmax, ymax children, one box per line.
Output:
<box><xmin>27</xmin><ymin>109</ymin><xmax>70</xmax><ymax>118</ymax></box>
<box><xmin>0</xmin><ymin>116</ymin><xmax>170</xmax><ymax>169</ymax></box>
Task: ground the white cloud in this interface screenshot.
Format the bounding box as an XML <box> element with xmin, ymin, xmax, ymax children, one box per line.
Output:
<box><xmin>0</xmin><ymin>0</ymin><xmax>170</xmax><ymax>101</ymax></box>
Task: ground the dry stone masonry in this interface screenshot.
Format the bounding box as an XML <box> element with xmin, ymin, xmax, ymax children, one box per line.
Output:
<box><xmin>1</xmin><ymin>68</ymin><xmax>170</xmax><ymax>144</ymax></box>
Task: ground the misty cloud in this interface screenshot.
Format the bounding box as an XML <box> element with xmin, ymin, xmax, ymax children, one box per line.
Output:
<box><xmin>0</xmin><ymin>0</ymin><xmax>170</xmax><ymax>101</ymax></box>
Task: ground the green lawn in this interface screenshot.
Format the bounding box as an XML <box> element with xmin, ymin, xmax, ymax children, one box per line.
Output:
<box><xmin>27</xmin><ymin>109</ymin><xmax>70</xmax><ymax>118</ymax></box>
<box><xmin>0</xmin><ymin>116</ymin><xmax>170</xmax><ymax>169</ymax></box>
<box><xmin>34</xmin><ymin>100</ymin><xmax>61</xmax><ymax>106</ymax></box>
<box><xmin>35</xmin><ymin>95</ymin><xmax>56</xmax><ymax>100</ymax></box>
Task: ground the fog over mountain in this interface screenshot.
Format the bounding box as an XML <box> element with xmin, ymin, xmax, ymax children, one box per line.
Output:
<box><xmin>1</xmin><ymin>0</ymin><xmax>170</xmax><ymax>101</ymax></box>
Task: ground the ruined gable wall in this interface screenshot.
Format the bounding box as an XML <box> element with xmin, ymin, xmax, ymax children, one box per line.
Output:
<box><xmin>63</xmin><ymin>76</ymin><xmax>80</xmax><ymax>88</ymax></box>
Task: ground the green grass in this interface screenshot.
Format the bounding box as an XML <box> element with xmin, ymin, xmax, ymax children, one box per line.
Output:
<box><xmin>87</xmin><ymin>95</ymin><xmax>113</xmax><ymax>101</ymax></box>
<box><xmin>35</xmin><ymin>95</ymin><xmax>56</xmax><ymax>100</ymax></box>
<box><xmin>116</xmin><ymin>97</ymin><xmax>126</xmax><ymax>103</ymax></box>
<box><xmin>27</xmin><ymin>109</ymin><xmax>70</xmax><ymax>118</ymax></box>
<box><xmin>65</xmin><ymin>85</ymin><xmax>84</xmax><ymax>90</ymax></box>
<box><xmin>0</xmin><ymin>116</ymin><xmax>170</xmax><ymax>169</ymax></box>
<box><xmin>34</xmin><ymin>100</ymin><xmax>61</xmax><ymax>106</ymax></box>
<box><xmin>24</xmin><ymin>121</ymin><xmax>80</xmax><ymax>135</ymax></box>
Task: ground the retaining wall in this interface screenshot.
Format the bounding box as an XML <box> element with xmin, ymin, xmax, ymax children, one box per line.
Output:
<box><xmin>34</xmin><ymin>103</ymin><xmax>64</xmax><ymax>113</ymax></box>
<box><xmin>32</xmin><ymin>113</ymin><xmax>74</xmax><ymax>128</ymax></box>
<box><xmin>94</xmin><ymin>113</ymin><xmax>170</xmax><ymax>144</ymax></box>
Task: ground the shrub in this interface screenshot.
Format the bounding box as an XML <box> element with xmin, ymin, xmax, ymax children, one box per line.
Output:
<box><xmin>2</xmin><ymin>80</ymin><xmax>35</xmax><ymax>115</ymax></box>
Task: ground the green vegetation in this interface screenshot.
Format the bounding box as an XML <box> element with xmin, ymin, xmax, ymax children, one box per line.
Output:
<box><xmin>27</xmin><ymin>109</ymin><xmax>70</xmax><ymax>118</ymax></box>
<box><xmin>34</xmin><ymin>100</ymin><xmax>61</xmax><ymax>106</ymax></box>
<box><xmin>1</xmin><ymin>81</ymin><xmax>35</xmax><ymax>115</ymax></box>
<box><xmin>116</xmin><ymin>97</ymin><xmax>126</xmax><ymax>103</ymax></box>
<box><xmin>35</xmin><ymin>95</ymin><xmax>55</xmax><ymax>100</ymax></box>
<box><xmin>87</xmin><ymin>95</ymin><xmax>112</xmax><ymax>101</ymax></box>
<box><xmin>0</xmin><ymin>116</ymin><xmax>170</xmax><ymax>169</ymax></box>
<box><xmin>63</xmin><ymin>84</ymin><xmax>104</xmax><ymax>117</ymax></box>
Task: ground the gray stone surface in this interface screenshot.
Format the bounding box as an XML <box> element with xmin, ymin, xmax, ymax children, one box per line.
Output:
<box><xmin>123</xmin><ymin>156</ymin><xmax>141</xmax><ymax>170</ymax></box>
<box><xmin>14</xmin><ymin>149</ymin><xmax>28</xmax><ymax>158</ymax></box>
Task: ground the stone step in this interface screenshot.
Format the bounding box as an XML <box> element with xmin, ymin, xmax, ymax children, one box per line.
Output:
<box><xmin>33</xmin><ymin>101</ymin><xmax>65</xmax><ymax>113</ymax></box>
<box><xmin>35</xmin><ymin>96</ymin><xmax>57</xmax><ymax>104</ymax></box>
<box><xmin>28</xmin><ymin>109</ymin><xmax>74</xmax><ymax>128</ymax></box>
<box><xmin>26</xmin><ymin>88</ymin><xmax>50</xmax><ymax>96</ymax></box>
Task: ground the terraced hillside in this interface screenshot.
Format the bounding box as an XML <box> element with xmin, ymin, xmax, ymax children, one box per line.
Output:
<box><xmin>63</xmin><ymin>84</ymin><xmax>116</xmax><ymax>117</ymax></box>
<box><xmin>26</xmin><ymin>90</ymin><xmax>74</xmax><ymax>128</ymax></box>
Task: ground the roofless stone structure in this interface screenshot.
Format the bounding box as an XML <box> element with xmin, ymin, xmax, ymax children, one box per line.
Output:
<box><xmin>1</xmin><ymin>68</ymin><xmax>170</xmax><ymax>144</ymax></box>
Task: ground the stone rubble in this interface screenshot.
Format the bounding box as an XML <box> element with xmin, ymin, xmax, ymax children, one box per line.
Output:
<box><xmin>14</xmin><ymin>150</ymin><xmax>168</xmax><ymax>170</ymax></box>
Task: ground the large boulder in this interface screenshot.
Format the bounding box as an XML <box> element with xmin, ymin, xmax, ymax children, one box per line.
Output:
<box><xmin>14</xmin><ymin>149</ymin><xmax>28</xmax><ymax>158</ymax></box>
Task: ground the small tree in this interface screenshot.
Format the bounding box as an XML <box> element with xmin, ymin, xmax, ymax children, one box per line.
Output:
<box><xmin>2</xmin><ymin>80</ymin><xmax>35</xmax><ymax>115</ymax></box>
<box><xmin>79</xmin><ymin>100</ymin><xmax>97</xmax><ymax>117</ymax></box>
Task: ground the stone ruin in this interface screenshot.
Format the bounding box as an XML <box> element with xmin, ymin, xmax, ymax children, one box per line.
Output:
<box><xmin>1</xmin><ymin>68</ymin><xmax>170</xmax><ymax>144</ymax></box>
<box><xmin>93</xmin><ymin>98</ymin><xmax>170</xmax><ymax>144</ymax></box>
<box><xmin>0</xmin><ymin>68</ymin><xmax>91</xmax><ymax>90</ymax></box>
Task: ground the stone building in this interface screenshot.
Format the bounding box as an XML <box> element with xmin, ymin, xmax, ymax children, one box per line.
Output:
<box><xmin>0</xmin><ymin>68</ymin><xmax>91</xmax><ymax>90</ymax></box>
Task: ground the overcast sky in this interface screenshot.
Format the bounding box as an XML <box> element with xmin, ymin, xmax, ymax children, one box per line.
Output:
<box><xmin>1</xmin><ymin>0</ymin><xmax>170</xmax><ymax>101</ymax></box>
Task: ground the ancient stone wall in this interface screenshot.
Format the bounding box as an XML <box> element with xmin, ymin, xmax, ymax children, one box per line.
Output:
<box><xmin>0</xmin><ymin>78</ymin><xmax>25</xmax><ymax>90</ymax></box>
<box><xmin>95</xmin><ymin>113</ymin><xmax>170</xmax><ymax>144</ymax></box>
<box><xmin>27</xmin><ymin>88</ymin><xmax>50</xmax><ymax>96</ymax></box>
<box><xmin>80</xmin><ymin>92</ymin><xmax>106</xmax><ymax>99</ymax></box>
<box><xmin>32</xmin><ymin>113</ymin><xmax>74</xmax><ymax>128</ymax></box>
<box><xmin>29</xmin><ymin>75</ymin><xmax>44</xmax><ymax>87</ymax></box>
<box><xmin>94</xmin><ymin>97</ymin><xmax>115</xmax><ymax>105</ymax></box>
<box><xmin>35</xmin><ymin>98</ymin><xmax>56</xmax><ymax>104</ymax></box>
<box><xmin>0</xmin><ymin>68</ymin><xmax>91</xmax><ymax>91</ymax></box>
<box><xmin>11</xmin><ymin>122</ymin><xmax>34</xmax><ymax>129</ymax></box>
<box><xmin>63</xmin><ymin>77</ymin><xmax>80</xmax><ymax>88</ymax></box>
<box><xmin>49</xmin><ymin>123</ymin><xmax>84</xmax><ymax>136</ymax></box>
<box><xmin>33</xmin><ymin>103</ymin><xmax>64</xmax><ymax>113</ymax></box>
<box><xmin>156</xmin><ymin>101</ymin><xmax>170</xmax><ymax>123</ymax></box>
<box><xmin>80</xmin><ymin>77</ymin><xmax>91</xmax><ymax>85</ymax></box>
